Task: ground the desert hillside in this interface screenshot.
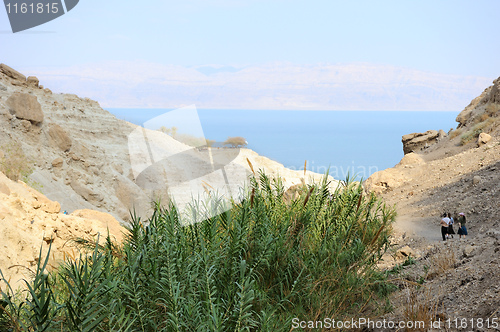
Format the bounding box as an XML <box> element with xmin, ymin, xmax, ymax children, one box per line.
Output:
<box><xmin>365</xmin><ymin>77</ymin><xmax>500</xmax><ymax>326</ymax></box>
<box><xmin>1</xmin><ymin>63</ymin><xmax>340</xmax><ymax>291</ymax></box>
<box><xmin>0</xmin><ymin>63</ymin><xmax>338</xmax><ymax>226</ymax></box>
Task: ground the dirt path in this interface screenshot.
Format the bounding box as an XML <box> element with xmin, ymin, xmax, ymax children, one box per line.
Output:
<box><xmin>393</xmin><ymin>215</ymin><xmax>443</xmax><ymax>243</ymax></box>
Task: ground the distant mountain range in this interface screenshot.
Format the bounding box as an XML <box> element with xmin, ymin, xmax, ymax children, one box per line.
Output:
<box><xmin>20</xmin><ymin>61</ymin><xmax>494</xmax><ymax>111</ymax></box>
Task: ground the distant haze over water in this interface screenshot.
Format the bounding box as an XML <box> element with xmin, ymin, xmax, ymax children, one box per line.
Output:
<box><xmin>109</xmin><ymin>109</ymin><xmax>457</xmax><ymax>179</ymax></box>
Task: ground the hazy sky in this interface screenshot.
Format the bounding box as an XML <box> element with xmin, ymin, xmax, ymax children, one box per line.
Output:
<box><xmin>1</xmin><ymin>0</ymin><xmax>499</xmax><ymax>109</ymax></box>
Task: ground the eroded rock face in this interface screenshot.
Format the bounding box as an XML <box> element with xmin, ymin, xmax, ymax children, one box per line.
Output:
<box><xmin>0</xmin><ymin>63</ymin><xmax>26</xmax><ymax>81</ymax></box>
<box><xmin>48</xmin><ymin>124</ymin><xmax>72</xmax><ymax>152</ymax></box>
<box><xmin>402</xmin><ymin>130</ymin><xmax>439</xmax><ymax>154</ymax></box>
<box><xmin>456</xmin><ymin>76</ymin><xmax>500</xmax><ymax>128</ymax></box>
<box><xmin>6</xmin><ymin>92</ymin><xmax>44</xmax><ymax>124</ymax></box>
<box><xmin>483</xmin><ymin>77</ymin><xmax>500</xmax><ymax>104</ymax></box>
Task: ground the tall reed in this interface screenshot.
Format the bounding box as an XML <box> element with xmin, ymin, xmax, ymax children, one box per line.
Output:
<box><xmin>0</xmin><ymin>172</ymin><xmax>395</xmax><ymax>331</ymax></box>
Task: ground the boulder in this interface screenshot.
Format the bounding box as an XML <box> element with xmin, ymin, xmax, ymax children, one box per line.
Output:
<box><xmin>396</xmin><ymin>152</ymin><xmax>425</xmax><ymax>167</ymax></box>
<box><xmin>48</xmin><ymin>124</ymin><xmax>72</xmax><ymax>152</ymax></box>
<box><xmin>51</xmin><ymin>158</ymin><xmax>64</xmax><ymax>168</ymax></box>
<box><xmin>27</xmin><ymin>76</ymin><xmax>39</xmax><ymax>88</ymax></box>
<box><xmin>438</xmin><ymin>129</ymin><xmax>447</xmax><ymax>138</ymax></box>
<box><xmin>0</xmin><ymin>63</ymin><xmax>26</xmax><ymax>81</ymax></box>
<box><xmin>473</xmin><ymin>175</ymin><xmax>481</xmax><ymax>185</ymax></box>
<box><xmin>364</xmin><ymin>168</ymin><xmax>407</xmax><ymax>194</ymax></box>
<box><xmin>6</xmin><ymin>92</ymin><xmax>44</xmax><ymax>124</ymax></box>
<box><xmin>477</xmin><ymin>133</ymin><xmax>492</xmax><ymax>146</ymax></box>
<box><xmin>0</xmin><ymin>182</ymin><xmax>10</xmax><ymax>196</ymax></box>
<box><xmin>402</xmin><ymin>130</ymin><xmax>439</xmax><ymax>154</ymax></box>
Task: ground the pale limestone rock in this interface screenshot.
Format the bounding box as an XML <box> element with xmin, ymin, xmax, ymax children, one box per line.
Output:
<box><xmin>48</xmin><ymin>124</ymin><xmax>72</xmax><ymax>152</ymax></box>
<box><xmin>6</xmin><ymin>92</ymin><xmax>44</xmax><ymax>124</ymax></box>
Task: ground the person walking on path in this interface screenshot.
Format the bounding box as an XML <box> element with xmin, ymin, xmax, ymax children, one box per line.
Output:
<box><xmin>457</xmin><ymin>212</ymin><xmax>468</xmax><ymax>239</ymax></box>
<box><xmin>440</xmin><ymin>213</ymin><xmax>450</xmax><ymax>241</ymax></box>
<box><xmin>447</xmin><ymin>213</ymin><xmax>455</xmax><ymax>239</ymax></box>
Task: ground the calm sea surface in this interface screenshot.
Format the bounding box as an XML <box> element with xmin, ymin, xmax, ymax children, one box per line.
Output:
<box><xmin>108</xmin><ymin>109</ymin><xmax>457</xmax><ymax>179</ymax></box>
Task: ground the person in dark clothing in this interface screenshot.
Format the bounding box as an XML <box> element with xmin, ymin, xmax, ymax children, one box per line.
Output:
<box><xmin>447</xmin><ymin>213</ymin><xmax>455</xmax><ymax>239</ymax></box>
<box><xmin>457</xmin><ymin>212</ymin><xmax>468</xmax><ymax>239</ymax></box>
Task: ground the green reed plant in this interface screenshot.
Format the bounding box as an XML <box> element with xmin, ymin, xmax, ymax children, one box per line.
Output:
<box><xmin>0</xmin><ymin>172</ymin><xmax>396</xmax><ymax>331</ymax></box>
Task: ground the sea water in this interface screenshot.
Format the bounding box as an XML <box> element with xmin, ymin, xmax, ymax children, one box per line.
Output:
<box><xmin>108</xmin><ymin>109</ymin><xmax>457</xmax><ymax>179</ymax></box>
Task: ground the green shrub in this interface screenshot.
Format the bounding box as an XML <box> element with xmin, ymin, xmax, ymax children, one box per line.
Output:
<box><xmin>0</xmin><ymin>172</ymin><xmax>396</xmax><ymax>331</ymax></box>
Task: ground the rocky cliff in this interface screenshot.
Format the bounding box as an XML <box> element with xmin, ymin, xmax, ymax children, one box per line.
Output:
<box><xmin>0</xmin><ymin>63</ymin><xmax>336</xmax><ymax>225</ymax></box>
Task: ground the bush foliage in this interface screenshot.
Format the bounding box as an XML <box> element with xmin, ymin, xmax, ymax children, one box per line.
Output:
<box><xmin>0</xmin><ymin>173</ymin><xmax>395</xmax><ymax>331</ymax></box>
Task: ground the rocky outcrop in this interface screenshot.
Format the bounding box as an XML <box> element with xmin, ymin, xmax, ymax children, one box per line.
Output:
<box><xmin>48</xmin><ymin>124</ymin><xmax>72</xmax><ymax>152</ymax></box>
<box><xmin>482</xmin><ymin>77</ymin><xmax>500</xmax><ymax>104</ymax></box>
<box><xmin>0</xmin><ymin>63</ymin><xmax>26</xmax><ymax>82</ymax></box>
<box><xmin>6</xmin><ymin>92</ymin><xmax>44</xmax><ymax>124</ymax></box>
<box><xmin>456</xmin><ymin>77</ymin><xmax>500</xmax><ymax>128</ymax></box>
<box><xmin>27</xmin><ymin>76</ymin><xmax>40</xmax><ymax>88</ymax></box>
<box><xmin>401</xmin><ymin>130</ymin><xmax>439</xmax><ymax>154</ymax></box>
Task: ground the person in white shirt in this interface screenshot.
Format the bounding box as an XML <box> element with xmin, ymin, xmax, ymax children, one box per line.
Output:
<box><xmin>440</xmin><ymin>213</ymin><xmax>451</xmax><ymax>241</ymax></box>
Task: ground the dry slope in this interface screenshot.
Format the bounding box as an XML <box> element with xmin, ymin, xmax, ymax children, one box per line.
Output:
<box><xmin>365</xmin><ymin>76</ymin><xmax>500</xmax><ymax>328</ymax></box>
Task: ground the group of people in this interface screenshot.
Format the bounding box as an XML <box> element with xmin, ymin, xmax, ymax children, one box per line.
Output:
<box><xmin>440</xmin><ymin>212</ymin><xmax>468</xmax><ymax>241</ymax></box>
